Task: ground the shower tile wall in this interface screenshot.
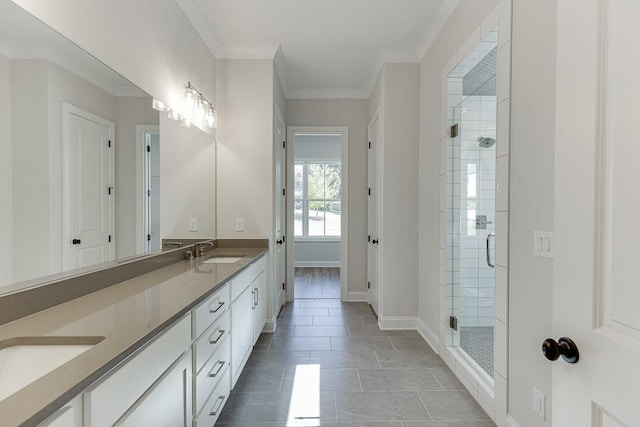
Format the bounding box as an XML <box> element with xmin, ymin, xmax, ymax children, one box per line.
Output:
<box><xmin>458</xmin><ymin>95</ymin><xmax>496</xmax><ymax>328</ymax></box>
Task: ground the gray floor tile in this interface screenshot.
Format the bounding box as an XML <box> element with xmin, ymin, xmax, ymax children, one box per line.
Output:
<box><xmin>403</xmin><ymin>421</ymin><xmax>496</xmax><ymax>427</ymax></box>
<box><xmin>418</xmin><ymin>391</ymin><xmax>491</xmax><ymax>421</ymax></box>
<box><xmin>281</xmin><ymin>368</ymin><xmax>361</xmax><ymax>392</ymax></box>
<box><xmin>331</xmin><ymin>336</ymin><xmax>394</xmax><ymax>351</ymax></box>
<box><xmin>321</xmin><ymin>423</ymin><xmax>403</xmax><ymax>427</ymax></box>
<box><xmin>335</xmin><ymin>391</ymin><xmax>430</xmax><ymax>421</ymax></box>
<box><xmin>389</xmin><ymin>336</ymin><xmax>433</xmax><ymax>350</ymax></box>
<box><xmin>349</xmin><ymin>325</ymin><xmax>407</xmax><ymax>336</ymax></box>
<box><xmin>276</xmin><ymin>316</ymin><xmax>314</xmax><ymax>326</ymax></box>
<box><xmin>216</xmin><ymin>423</ymin><xmax>286</xmax><ymax>427</ymax></box>
<box><xmin>294</xmin><ymin>325</ymin><xmax>350</xmax><ymax>337</ymax></box>
<box><xmin>430</xmin><ymin>368</ymin><xmax>465</xmax><ymax>390</ymax></box>
<box><xmin>358</xmin><ymin>368</ymin><xmax>442</xmax><ymax>391</ymax></box>
<box><xmin>309</xmin><ymin>350</ymin><xmax>381</xmax><ymax>368</ymax></box>
<box><xmin>329</xmin><ymin>307</ymin><xmax>374</xmax><ymax>316</ymax></box>
<box><xmin>269</xmin><ymin>336</ymin><xmax>332</xmax><ymax>351</ymax></box>
<box><xmin>272</xmin><ymin>325</ymin><xmax>295</xmax><ymax>336</ymax></box>
<box><xmin>241</xmin><ymin>391</ymin><xmax>335</xmax><ymax>423</ymax></box>
<box><xmin>375</xmin><ymin>351</ymin><xmax>445</xmax><ymax>368</ymax></box>
<box><xmin>244</xmin><ymin>351</ymin><xmax>312</xmax><ymax>370</ymax></box>
<box><xmin>233</xmin><ymin>369</ymin><xmax>284</xmax><ymax>392</ymax></box>
<box><xmin>362</xmin><ymin>316</ymin><xmax>380</xmax><ymax>325</ymax></box>
<box><xmin>283</xmin><ymin>307</ymin><xmax>331</xmax><ymax>316</ymax></box>
<box><xmin>216</xmin><ymin>392</ymin><xmax>250</xmax><ymax>423</ymax></box>
<box><xmin>313</xmin><ymin>316</ymin><xmax>364</xmax><ymax>326</ymax></box>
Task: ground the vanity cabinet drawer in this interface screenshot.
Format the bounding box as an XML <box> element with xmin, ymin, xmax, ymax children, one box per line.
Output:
<box><xmin>84</xmin><ymin>314</ymin><xmax>191</xmax><ymax>427</ymax></box>
<box><xmin>194</xmin><ymin>372</ymin><xmax>230</xmax><ymax>427</ymax></box>
<box><xmin>230</xmin><ymin>257</ymin><xmax>266</xmax><ymax>302</ymax></box>
<box><xmin>193</xmin><ymin>310</ymin><xmax>230</xmax><ymax>375</ymax></box>
<box><xmin>193</xmin><ymin>284</ymin><xmax>230</xmax><ymax>340</ymax></box>
<box><xmin>194</xmin><ymin>335</ymin><xmax>230</xmax><ymax>416</ymax></box>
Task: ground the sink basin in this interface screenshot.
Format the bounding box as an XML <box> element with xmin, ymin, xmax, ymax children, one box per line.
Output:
<box><xmin>0</xmin><ymin>336</ymin><xmax>104</xmax><ymax>401</ymax></box>
<box><xmin>202</xmin><ymin>257</ymin><xmax>242</xmax><ymax>264</ymax></box>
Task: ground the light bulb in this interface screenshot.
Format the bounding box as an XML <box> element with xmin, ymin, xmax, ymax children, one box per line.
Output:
<box><xmin>205</xmin><ymin>107</ymin><xmax>215</xmax><ymax>128</ymax></box>
<box><xmin>167</xmin><ymin>110</ymin><xmax>183</xmax><ymax>121</ymax></box>
<box><xmin>152</xmin><ymin>98</ymin><xmax>169</xmax><ymax>112</ymax></box>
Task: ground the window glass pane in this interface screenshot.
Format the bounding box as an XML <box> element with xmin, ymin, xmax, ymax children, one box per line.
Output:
<box><xmin>294</xmin><ymin>164</ymin><xmax>304</xmax><ymax>198</ymax></box>
<box><xmin>294</xmin><ymin>199</ymin><xmax>303</xmax><ymax>236</ymax></box>
<box><xmin>308</xmin><ymin>201</ymin><xmax>325</xmax><ymax>236</ymax></box>
<box><xmin>308</xmin><ymin>164</ymin><xmax>325</xmax><ymax>199</ymax></box>
<box><xmin>325</xmin><ymin>201</ymin><xmax>341</xmax><ymax>236</ymax></box>
<box><xmin>325</xmin><ymin>164</ymin><xmax>341</xmax><ymax>200</ymax></box>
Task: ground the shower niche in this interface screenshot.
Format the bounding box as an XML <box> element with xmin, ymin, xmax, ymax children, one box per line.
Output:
<box><xmin>445</xmin><ymin>29</ymin><xmax>498</xmax><ymax>380</ymax></box>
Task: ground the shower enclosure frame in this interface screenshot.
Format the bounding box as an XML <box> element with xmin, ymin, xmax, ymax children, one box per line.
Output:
<box><xmin>436</xmin><ymin>0</ymin><xmax>512</xmax><ymax>423</ymax></box>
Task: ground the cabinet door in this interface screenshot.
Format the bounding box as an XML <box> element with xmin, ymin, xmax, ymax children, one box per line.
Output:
<box><xmin>230</xmin><ymin>286</ymin><xmax>253</xmax><ymax>387</ymax></box>
<box><xmin>39</xmin><ymin>396</ymin><xmax>82</xmax><ymax>427</ymax></box>
<box><xmin>251</xmin><ymin>271</ymin><xmax>267</xmax><ymax>344</ymax></box>
<box><xmin>116</xmin><ymin>352</ymin><xmax>192</xmax><ymax>427</ymax></box>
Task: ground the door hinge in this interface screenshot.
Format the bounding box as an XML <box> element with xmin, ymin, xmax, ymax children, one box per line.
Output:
<box><xmin>108</xmin><ymin>140</ymin><xmax>112</xmax><ymax>148</ymax></box>
<box><xmin>450</xmin><ymin>124</ymin><xmax>459</xmax><ymax>138</ymax></box>
<box><xmin>108</xmin><ymin>235</ymin><xmax>112</xmax><ymax>243</ymax></box>
<box><xmin>146</xmin><ymin>145</ymin><xmax>151</xmax><ymax>152</ymax></box>
<box><xmin>147</xmin><ymin>189</ymin><xmax>151</xmax><ymax>197</ymax></box>
<box><xmin>368</xmin><ymin>235</ymin><xmax>371</xmax><ymax>243</ymax></box>
<box><xmin>368</xmin><ymin>188</ymin><xmax>371</xmax><ymax>196</ymax></box>
<box><xmin>282</xmin><ymin>235</ymin><xmax>285</xmax><ymax>243</ymax></box>
<box><xmin>449</xmin><ymin>316</ymin><xmax>458</xmax><ymax>331</ymax></box>
<box><xmin>282</xmin><ymin>282</ymin><xmax>285</xmax><ymax>290</ymax></box>
<box><xmin>282</xmin><ymin>188</ymin><xmax>286</xmax><ymax>196</ymax></box>
<box><xmin>147</xmin><ymin>234</ymin><xmax>151</xmax><ymax>241</ymax></box>
<box><xmin>282</xmin><ymin>140</ymin><xmax>286</xmax><ymax>149</ymax></box>
<box><xmin>368</xmin><ymin>141</ymin><xmax>371</xmax><ymax>149</ymax></box>
<box><xmin>108</xmin><ymin>186</ymin><xmax>114</xmax><ymax>195</ymax></box>
<box><xmin>367</xmin><ymin>281</ymin><xmax>371</xmax><ymax>289</ymax></box>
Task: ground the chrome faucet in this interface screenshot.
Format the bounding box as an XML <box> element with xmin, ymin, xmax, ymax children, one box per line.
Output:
<box><xmin>196</xmin><ymin>241</ymin><xmax>215</xmax><ymax>257</ymax></box>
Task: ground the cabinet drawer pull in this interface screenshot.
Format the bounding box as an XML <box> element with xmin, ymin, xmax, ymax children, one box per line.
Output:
<box><xmin>209</xmin><ymin>301</ymin><xmax>225</xmax><ymax>313</ymax></box>
<box><xmin>254</xmin><ymin>288</ymin><xmax>259</xmax><ymax>306</ymax></box>
<box><xmin>210</xmin><ymin>395</ymin><xmax>226</xmax><ymax>416</ymax></box>
<box><xmin>209</xmin><ymin>329</ymin><xmax>226</xmax><ymax>344</ymax></box>
<box><xmin>208</xmin><ymin>360</ymin><xmax>226</xmax><ymax>378</ymax></box>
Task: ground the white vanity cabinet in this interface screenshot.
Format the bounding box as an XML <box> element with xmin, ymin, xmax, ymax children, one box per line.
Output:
<box><xmin>83</xmin><ymin>315</ymin><xmax>192</xmax><ymax>427</ymax></box>
<box><xmin>230</xmin><ymin>257</ymin><xmax>267</xmax><ymax>387</ymax></box>
<box><xmin>39</xmin><ymin>396</ymin><xmax>82</xmax><ymax>427</ymax></box>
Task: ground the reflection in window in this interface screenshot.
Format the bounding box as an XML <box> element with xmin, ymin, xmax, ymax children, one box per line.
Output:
<box><xmin>294</xmin><ymin>162</ymin><xmax>341</xmax><ymax>237</ymax></box>
<box><xmin>467</xmin><ymin>163</ymin><xmax>477</xmax><ymax>236</ymax></box>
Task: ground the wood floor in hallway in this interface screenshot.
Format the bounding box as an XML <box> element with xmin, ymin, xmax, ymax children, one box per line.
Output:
<box><xmin>294</xmin><ymin>267</ymin><xmax>340</xmax><ymax>299</ymax></box>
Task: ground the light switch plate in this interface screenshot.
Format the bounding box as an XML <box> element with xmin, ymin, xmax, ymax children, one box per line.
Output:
<box><xmin>533</xmin><ymin>231</ymin><xmax>553</xmax><ymax>258</ymax></box>
<box><xmin>533</xmin><ymin>387</ymin><xmax>546</xmax><ymax>420</ymax></box>
<box><xmin>235</xmin><ymin>218</ymin><xmax>244</xmax><ymax>232</ymax></box>
<box><xmin>188</xmin><ymin>218</ymin><xmax>198</xmax><ymax>232</ymax></box>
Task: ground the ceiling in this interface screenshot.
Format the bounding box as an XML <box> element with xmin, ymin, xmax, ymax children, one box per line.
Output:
<box><xmin>178</xmin><ymin>0</ymin><xmax>460</xmax><ymax>99</ymax></box>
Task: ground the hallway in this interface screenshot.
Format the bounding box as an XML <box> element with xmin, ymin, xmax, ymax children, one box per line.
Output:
<box><xmin>217</xmin><ymin>300</ymin><xmax>494</xmax><ymax>425</ymax></box>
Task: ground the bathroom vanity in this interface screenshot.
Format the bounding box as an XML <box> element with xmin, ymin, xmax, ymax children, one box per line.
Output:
<box><xmin>0</xmin><ymin>244</ymin><xmax>268</xmax><ymax>427</ymax></box>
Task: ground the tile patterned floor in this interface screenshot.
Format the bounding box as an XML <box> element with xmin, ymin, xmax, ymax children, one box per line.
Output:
<box><xmin>460</xmin><ymin>327</ymin><xmax>494</xmax><ymax>378</ymax></box>
<box><xmin>216</xmin><ymin>300</ymin><xmax>495</xmax><ymax>426</ymax></box>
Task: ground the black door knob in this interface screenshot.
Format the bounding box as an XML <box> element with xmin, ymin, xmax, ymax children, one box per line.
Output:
<box><xmin>72</xmin><ymin>238</ymin><xmax>82</xmax><ymax>245</ymax></box>
<box><xmin>542</xmin><ymin>337</ymin><xmax>579</xmax><ymax>364</ymax></box>
<box><xmin>276</xmin><ymin>240</ymin><xmax>283</xmax><ymax>245</ymax></box>
<box><xmin>372</xmin><ymin>239</ymin><xmax>378</xmax><ymax>244</ymax></box>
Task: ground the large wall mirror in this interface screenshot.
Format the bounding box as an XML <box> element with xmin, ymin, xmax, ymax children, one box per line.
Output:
<box><xmin>0</xmin><ymin>0</ymin><xmax>216</xmax><ymax>294</ymax></box>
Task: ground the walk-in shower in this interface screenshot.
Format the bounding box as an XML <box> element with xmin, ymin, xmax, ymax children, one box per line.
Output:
<box><xmin>445</xmin><ymin>30</ymin><xmax>498</xmax><ymax>379</ymax></box>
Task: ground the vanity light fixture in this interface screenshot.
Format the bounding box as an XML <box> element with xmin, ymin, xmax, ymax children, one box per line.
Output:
<box><xmin>152</xmin><ymin>82</ymin><xmax>217</xmax><ymax>129</ymax></box>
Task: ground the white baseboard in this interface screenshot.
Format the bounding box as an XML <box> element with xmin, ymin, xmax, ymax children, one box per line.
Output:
<box><xmin>378</xmin><ymin>316</ymin><xmax>417</xmax><ymax>330</ymax></box>
<box><xmin>417</xmin><ymin>318</ymin><xmax>439</xmax><ymax>353</ymax></box>
<box><xmin>263</xmin><ymin>313</ymin><xmax>278</xmax><ymax>333</ymax></box>
<box><xmin>294</xmin><ymin>261</ymin><xmax>340</xmax><ymax>267</ymax></box>
<box><xmin>505</xmin><ymin>415</ymin><xmax>521</xmax><ymax>427</ymax></box>
<box><xmin>345</xmin><ymin>291</ymin><xmax>368</xmax><ymax>302</ymax></box>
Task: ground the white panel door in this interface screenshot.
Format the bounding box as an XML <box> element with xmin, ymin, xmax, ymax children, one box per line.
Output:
<box><xmin>553</xmin><ymin>0</ymin><xmax>640</xmax><ymax>424</ymax></box>
<box><xmin>63</xmin><ymin>107</ymin><xmax>114</xmax><ymax>270</ymax></box>
<box><xmin>274</xmin><ymin>104</ymin><xmax>287</xmax><ymax>308</ymax></box>
<box><xmin>367</xmin><ymin>113</ymin><xmax>380</xmax><ymax>315</ymax></box>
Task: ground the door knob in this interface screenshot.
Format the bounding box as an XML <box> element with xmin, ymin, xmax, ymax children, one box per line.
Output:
<box><xmin>372</xmin><ymin>239</ymin><xmax>379</xmax><ymax>244</ymax></box>
<box><xmin>72</xmin><ymin>238</ymin><xmax>82</xmax><ymax>245</ymax></box>
<box><xmin>542</xmin><ymin>337</ymin><xmax>579</xmax><ymax>364</ymax></box>
<box><xmin>276</xmin><ymin>239</ymin><xmax>283</xmax><ymax>245</ymax></box>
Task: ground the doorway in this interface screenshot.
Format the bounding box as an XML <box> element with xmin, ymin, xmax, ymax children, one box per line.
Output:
<box><xmin>137</xmin><ymin>125</ymin><xmax>160</xmax><ymax>254</ymax></box>
<box><xmin>286</xmin><ymin>127</ymin><xmax>349</xmax><ymax>300</ymax></box>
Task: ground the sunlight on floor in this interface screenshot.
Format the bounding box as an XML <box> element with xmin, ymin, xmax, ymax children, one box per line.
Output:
<box><xmin>286</xmin><ymin>364</ymin><xmax>320</xmax><ymax>426</ymax></box>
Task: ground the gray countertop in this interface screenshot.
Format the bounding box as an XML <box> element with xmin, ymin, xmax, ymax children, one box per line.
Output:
<box><xmin>0</xmin><ymin>247</ymin><xmax>267</xmax><ymax>427</ymax></box>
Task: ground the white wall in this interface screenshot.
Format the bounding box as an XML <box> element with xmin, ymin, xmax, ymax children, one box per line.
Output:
<box><xmin>114</xmin><ymin>97</ymin><xmax>159</xmax><ymax>259</ymax></box>
<box><xmin>294</xmin><ymin>242</ymin><xmax>340</xmax><ymax>267</ymax></box>
<box><xmin>286</xmin><ymin>99</ymin><xmax>369</xmax><ymax>294</ymax></box>
<box><xmin>0</xmin><ymin>55</ymin><xmax>12</xmax><ymax>285</ymax></box>
<box><xmin>10</xmin><ymin>0</ymin><xmax>216</xmax><ymax>127</ymax></box>
<box><xmin>160</xmin><ymin>114</ymin><xmax>215</xmax><ymax>239</ymax></box>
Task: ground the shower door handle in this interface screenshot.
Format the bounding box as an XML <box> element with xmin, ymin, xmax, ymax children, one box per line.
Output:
<box><xmin>486</xmin><ymin>233</ymin><xmax>495</xmax><ymax>268</ymax></box>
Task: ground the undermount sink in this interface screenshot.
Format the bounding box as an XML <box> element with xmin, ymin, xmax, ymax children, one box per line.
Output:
<box><xmin>0</xmin><ymin>336</ymin><xmax>104</xmax><ymax>401</ymax></box>
<box><xmin>202</xmin><ymin>257</ymin><xmax>243</xmax><ymax>264</ymax></box>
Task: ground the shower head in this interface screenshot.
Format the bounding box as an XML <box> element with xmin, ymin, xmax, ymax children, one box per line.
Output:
<box><xmin>478</xmin><ymin>136</ymin><xmax>496</xmax><ymax>148</ymax></box>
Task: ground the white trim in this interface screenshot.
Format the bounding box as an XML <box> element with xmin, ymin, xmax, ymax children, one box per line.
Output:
<box><xmin>506</xmin><ymin>415</ymin><xmax>522</xmax><ymax>427</ymax></box>
<box><xmin>417</xmin><ymin>318</ymin><xmax>440</xmax><ymax>353</ymax></box>
<box><xmin>345</xmin><ymin>291</ymin><xmax>368</xmax><ymax>302</ymax></box>
<box><xmin>264</xmin><ymin>312</ymin><xmax>278</xmax><ymax>333</ymax></box>
<box><xmin>286</xmin><ymin>126</ymin><xmax>349</xmax><ymax>303</ymax></box>
<box><xmin>294</xmin><ymin>261</ymin><xmax>340</xmax><ymax>268</ymax></box>
<box><xmin>367</xmin><ymin>105</ymin><xmax>384</xmax><ymax>316</ymax></box>
<box><xmin>135</xmin><ymin>125</ymin><xmax>159</xmax><ymax>255</ymax></box>
<box><xmin>416</xmin><ymin>0</ymin><xmax>463</xmax><ymax>62</ymax></box>
<box><xmin>378</xmin><ymin>316</ymin><xmax>417</xmax><ymax>330</ymax></box>
<box><xmin>286</xmin><ymin>88</ymin><xmax>370</xmax><ymax>100</ymax></box>
<box><xmin>294</xmin><ymin>237</ymin><xmax>341</xmax><ymax>243</ymax></box>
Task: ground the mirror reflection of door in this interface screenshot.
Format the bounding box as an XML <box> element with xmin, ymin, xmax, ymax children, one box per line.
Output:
<box><xmin>62</xmin><ymin>104</ymin><xmax>115</xmax><ymax>270</ymax></box>
<box><xmin>274</xmin><ymin>104</ymin><xmax>287</xmax><ymax>308</ymax></box>
<box><xmin>144</xmin><ymin>131</ymin><xmax>161</xmax><ymax>253</ymax></box>
<box><xmin>367</xmin><ymin>111</ymin><xmax>380</xmax><ymax>315</ymax></box>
